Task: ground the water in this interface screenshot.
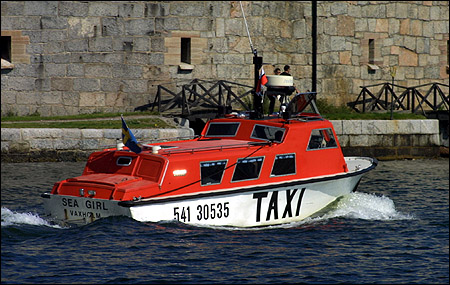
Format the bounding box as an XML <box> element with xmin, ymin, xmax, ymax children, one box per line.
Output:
<box><xmin>1</xmin><ymin>159</ymin><xmax>448</xmax><ymax>284</ymax></box>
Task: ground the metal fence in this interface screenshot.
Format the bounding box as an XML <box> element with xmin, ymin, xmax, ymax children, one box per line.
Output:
<box><xmin>348</xmin><ymin>82</ymin><xmax>449</xmax><ymax>116</ymax></box>
<box><xmin>150</xmin><ymin>79</ymin><xmax>253</xmax><ymax>117</ymax></box>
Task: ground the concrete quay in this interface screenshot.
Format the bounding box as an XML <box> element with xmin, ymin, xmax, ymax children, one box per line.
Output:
<box><xmin>1</xmin><ymin>119</ymin><xmax>444</xmax><ymax>163</ymax></box>
<box><xmin>1</xmin><ymin>127</ymin><xmax>194</xmax><ymax>163</ymax></box>
<box><xmin>330</xmin><ymin>119</ymin><xmax>442</xmax><ymax>160</ymax></box>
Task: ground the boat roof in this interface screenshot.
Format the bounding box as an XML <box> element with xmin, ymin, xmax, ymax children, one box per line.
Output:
<box><xmin>139</xmin><ymin>114</ymin><xmax>332</xmax><ymax>156</ymax></box>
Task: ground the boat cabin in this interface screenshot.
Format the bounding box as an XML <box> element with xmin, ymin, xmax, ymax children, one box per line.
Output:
<box><xmin>51</xmin><ymin>116</ymin><xmax>348</xmax><ymax>202</ymax></box>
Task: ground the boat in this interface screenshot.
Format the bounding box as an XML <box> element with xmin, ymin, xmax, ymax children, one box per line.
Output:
<box><xmin>41</xmin><ymin>92</ymin><xmax>377</xmax><ymax>227</ymax></box>
<box><xmin>41</xmin><ymin>4</ymin><xmax>377</xmax><ymax>227</ymax></box>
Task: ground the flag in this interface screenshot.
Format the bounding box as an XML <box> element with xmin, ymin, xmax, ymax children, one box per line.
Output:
<box><xmin>255</xmin><ymin>66</ymin><xmax>268</xmax><ymax>96</ymax></box>
<box><xmin>121</xmin><ymin>115</ymin><xmax>142</xmax><ymax>154</ymax></box>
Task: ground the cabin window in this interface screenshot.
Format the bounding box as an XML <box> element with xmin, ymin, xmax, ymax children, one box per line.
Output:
<box><xmin>200</xmin><ymin>160</ymin><xmax>227</xmax><ymax>186</ymax></box>
<box><xmin>116</xmin><ymin>156</ymin><xmax>133</xmax><ymax>166</ymax></box>
<box><xmin>231</xmin><ymin>157</ymin><xmax>264</xmax><ymax>182</ymax></box>
<box><xmin>251</xmin><ymin>124</ymin><xmax>285</xmax><ymax>142</ymax></box>
<box><xmin>307</xmin><ymin>128</ymin><xmax>337</xmax><ymax>150</ymax></box>
<box><xmin>271</xmin><ymin>153</ymin><xmax>296</xmax><ymax>177</ymax></box>
<box><xmin>205</xmin><ymin>122</ymin><xmax>240</xmax><ymax>137</ymax></box>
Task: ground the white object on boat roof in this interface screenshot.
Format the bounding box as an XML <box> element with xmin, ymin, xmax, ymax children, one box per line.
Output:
<box><xmin>116</xmin><ymin>141</ymin><xmax>124</xmax><ymax>150</ymax></box>
<box><xmin>266</xmin><ymin>75</ymin><xmax>293</xmax><ymax>87</ymax></box>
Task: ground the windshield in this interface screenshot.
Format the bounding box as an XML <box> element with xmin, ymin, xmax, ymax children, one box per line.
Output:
<box><xmin>251</xmin><ymin>124</ymin><xmax>285</xmax><ymax>142</ymax></box>
<box><xmin>205</xmin><ymin>122</ymin><xmax>240</xmax><ymax>137</ymax></box>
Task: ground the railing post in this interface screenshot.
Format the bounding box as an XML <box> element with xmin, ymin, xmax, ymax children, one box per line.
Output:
<box><xmin>181</xmin><ymin>86</ymin><xmax>186</xmax><ymax>115</ymax></box>
<box><xmin>433</xmin><ymin>83</ymin><xmax>437</xmax><ymax>111</ymax></box>
<box><xmin>219</xmin><ymin>82</ymin><xmax>223</xmax><ymax>106</ymax></box>
<box><xmin>389</xmin><ymin>83</ymin><xmax>394</xmax><ymax>119</ymax></box>
<box><xmin>406</xmin><ymin>88</ymin><xmax>410</xmax><ymax>111</ymax></box>
<box><xmin>226</xmin><ymin>85</ymin><xmax>232</xmax><ymax>107</ymax></box>
<box><xmin>192</xmin><ymin>83</ymin><xmax>197</xmax><ymax>102</ymax></box>
<box><xmin>384</xmin><ymin>83</ymin><xmax>389</xmax><ymax>110</ymax></box>
<box><xmin>154</xmin><ymin>85</ymin><xmax>161</xmax><ymax>112</ymax></box>
<box><xmin>362</xmin><ymin>88</ymin><xmax>367</xmax><ymax>113</ymax></box>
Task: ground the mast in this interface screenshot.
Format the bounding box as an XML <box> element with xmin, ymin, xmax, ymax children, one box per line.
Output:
<box><xmin>240</xmin><ymin>1</ymin><xmax>263</xmax><ymax>119</ymax></box>
<box><xmin>312</xmin><ymin>1</ymin><xmax>317</xmax><ymax>93</ymax></box>
<box><xmin>252</xmin><ymin>52</ymin><xmax>263</xmax><ymax>119</ymax></box>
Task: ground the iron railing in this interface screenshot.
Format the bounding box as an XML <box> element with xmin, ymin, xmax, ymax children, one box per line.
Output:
<box><xmin>150</xmin><ymin>79</ymin><xmax>253</xmax><ymax>116</ymax></box>
<box><xmin>348</xmin><ymin>82</ymin><xmax>449</xmax><ymax>116</ymax></box>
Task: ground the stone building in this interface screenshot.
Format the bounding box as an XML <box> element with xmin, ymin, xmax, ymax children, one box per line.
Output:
<box><xmin>1</xmin><ymin>1</ymin><xmax>449</xmax><ymax>117</ymax></box>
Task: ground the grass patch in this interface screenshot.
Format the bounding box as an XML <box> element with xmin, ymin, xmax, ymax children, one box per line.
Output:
<box><xmin>1</xmin><ymin>118</ymin><xmax>171</xmax><ymax>129</ymax></box>
<box><xmin>1</xmin><ymin>102</ymin><xmax>427</xmax><ymax>129</ymax></box>
<box><xmin>0</xmin><ymin>111</ymin><xmax>173</xmax><ymax>129</ymax></box>
<box><xmin>1</xmin><ymin>111</ymin><xmax>158</xmax><ymax>122</ymax></box>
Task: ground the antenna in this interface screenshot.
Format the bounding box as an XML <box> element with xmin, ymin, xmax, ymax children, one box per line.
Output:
<box><xmin>240</xmin><ymin>1</ymin><xmax>257</xmax><ymax>56</ymax></box>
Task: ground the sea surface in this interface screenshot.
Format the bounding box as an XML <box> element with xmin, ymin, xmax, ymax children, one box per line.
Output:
<box><xmin>1</xmin><ymin>159</ymin><xmax>449</xmax><ymax>284</ymax></box>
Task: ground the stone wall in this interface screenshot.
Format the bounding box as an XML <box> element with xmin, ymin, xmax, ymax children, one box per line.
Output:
<box><xmin>331</xmin><ymin>119</ymin><xmax>441</xmax><ymax>159</ymax></box>
<box><xmin>0</xmin><ymin>119</ymin><xmax>441</xmax><ymax>162</ymax></box>
<box><xmin>1</xmin><ymin>1</ymin><xmax>449</xmax><ymax>116</ymax></box>
<box><xmin>1</xmin><ymin>127</ymin><xmax>194</xmax><ymax>162</ymax></box>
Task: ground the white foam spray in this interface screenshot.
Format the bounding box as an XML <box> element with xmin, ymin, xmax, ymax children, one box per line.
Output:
<box><xmin>320</xmin><ymin>191</ymin><xmax>414</xmax><ymax>221</ymax></box>
<box><xmin>204</xmin><ymin>191</ymin><xmax>414</xmax><ymax>231</ymax></box>
<box><xmin>1</xmin><ymin>207</ymin><xmax>62</xmax><ymax>228</ymax></box>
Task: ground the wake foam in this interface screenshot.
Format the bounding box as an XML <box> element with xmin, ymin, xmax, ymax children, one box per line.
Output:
<box><xmin>308</xmin><ymin>191</ymin><xmax>414</xmax><ymax>223</ymax></box>
<box><xmin>1</xmin><ymin>207</ymin><xmax>62</xmax><ymax>228</ymax></box>
<box><xmin>1</xmin><ymin>192</ymin><xmax>412</xmax><ymax>231</ymax></box>
<box><xmin>202</xmin><ymin>192</ymin><xmax>414</xmax><ymax>231</ymax></box>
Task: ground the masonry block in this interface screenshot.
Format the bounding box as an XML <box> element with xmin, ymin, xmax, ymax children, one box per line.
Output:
<box><xmin>420</xmin><ymin>119</ymin><xmax>439</xmax><ymax>134</ymax></box>
<box><xmin>53</xmin><ymin>139</ymin><xmax>81</xmax><ymax>150</ymax></box>
<box><xmin>1</xmin><ymin>128</ymin><xmax>22</xmax><ymax>141</ymax></box>
<box><xmin>79</xmin><ymin>139</ymin><xmax>100</xmax><ymax>150</ymax></box>
<box><xmin>336</xmin><ymin>134</ymin><xmax>349</xmax><ymax>147</ymax></box>
<box><xmin>62</xmin><ymin>129</ymin><xmax>82</xmax><ymax>139</ymax></box>
<box><xmin>343</xmin><ymin>120</ymin><xmax>362</xmax><ymax>135</ymax></box>
<box><xmin>79</xmin><ymin>92</ymin><xmax>105</xmax><ymax>107</ymax></box>
<box><xmin>30</xmin><ymin>139</ymin><xmax>54</xmax><ymax>150</ymax></box>
<box><xmin>349</xmin><ymin>134</ymin><xmax>369</xmax><ymax>147</ymax></box>
<box><xmin>22</xmin><ymin>128</ymin><xmax>63</xmax><ymax>139</ymax></box>
<box><xmin>362</xmin><ymin>120</ymin><xmax>388</xmax><ymax>135</ymax></box>
<box><xmin>8</xmin><ymin>141</ymin><xmax>31</xmax><ymax>153</ymax></box>
<box><xmin>81</xmin><ymin>129</ymin><xmax>103</xmax><ymax>139</ymax></box>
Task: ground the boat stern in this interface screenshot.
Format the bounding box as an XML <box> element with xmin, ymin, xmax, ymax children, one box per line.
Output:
<box><xmin>41</xmin><ymin>192</ymin><xmax>132</xmax><ymax>224</ymax></box>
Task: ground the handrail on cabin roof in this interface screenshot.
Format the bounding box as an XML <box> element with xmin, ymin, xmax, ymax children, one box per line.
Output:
<box><xmin>144</xmin><ymin>140</ymin><xmax>272</xmax><ymax>156</ymax></box>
